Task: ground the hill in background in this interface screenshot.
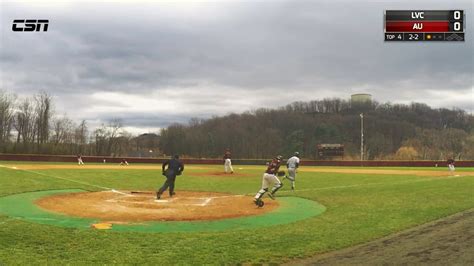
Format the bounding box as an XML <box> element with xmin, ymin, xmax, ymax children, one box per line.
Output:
<box><xmin>159</xmin><ymin>98</ymin><xmax>473</xmax><ymax>160</ymax></box>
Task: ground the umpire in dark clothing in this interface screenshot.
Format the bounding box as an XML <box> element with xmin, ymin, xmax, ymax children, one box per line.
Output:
<box><xmin>157</xmin><ymin>155</ymin><xmax>184</xmax><ymax>199</ymax></box>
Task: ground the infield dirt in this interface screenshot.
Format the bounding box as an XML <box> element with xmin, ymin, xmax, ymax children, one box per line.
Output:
<box><xmin>36</xmin><ymin>191</ymin><xmax>278</xmax><ymax>223</ymax></box>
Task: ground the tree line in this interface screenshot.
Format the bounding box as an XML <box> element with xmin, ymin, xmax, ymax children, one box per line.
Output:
<box><xmin>1</xmin><ymin>90</ymin><xmax>472</xmax><ymax>160</ymax></box>
<box><xmin>0</xmin><ymin>91</ymin><xmax>159</xmax><ymax>157</ymax></box>
<box><xmin>159</xmin><ymin>99</ymin><xmax>473</xmax><ymax>160</ymax></box>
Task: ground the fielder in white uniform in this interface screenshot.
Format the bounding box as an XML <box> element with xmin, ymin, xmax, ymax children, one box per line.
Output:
<box><xmin>77</xmin><ymin>155</ymin><xmax>84</xmax><ymax>165</ymax></box>
<box><xmin>285</xmin><ymin>152</ymin><xmax>300</xmax><ymax>190</ymax></box>
<box><xmin>223</xmin><ymin>149</ymin><xmax>234</xmax><ymax>174</ymax></box>
<box><xmin>447</xmin><ymin>158</ymin><xmax>455</xmax><ymax>174</ymax></box>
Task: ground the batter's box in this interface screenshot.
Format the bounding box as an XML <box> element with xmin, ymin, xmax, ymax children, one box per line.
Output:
<box><xmin>111</xmin><ymin>196</ymin><xmax>211</xmax><ymax>206</ymax></box>
<box><xmin>105</xmin><ymin>191</ymin><xmax>214</xmax><ymax>206</ymax></box>
<box><xmin>155</xmin><ymin>197</ymin><xmax>212</xmax><ymax>206</ymax></box>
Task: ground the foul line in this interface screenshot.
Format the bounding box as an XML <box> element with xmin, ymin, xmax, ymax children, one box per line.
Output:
<box><xmin>0</xmin><ymin>164</ymin><xmax>127</xmax><ymax>195</ymax></box>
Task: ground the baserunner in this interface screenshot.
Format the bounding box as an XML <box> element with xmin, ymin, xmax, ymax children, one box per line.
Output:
<box><xmin>285</xmin><ymin>152</ymin><xmax>300</xmax><ymax>190</ymax></box>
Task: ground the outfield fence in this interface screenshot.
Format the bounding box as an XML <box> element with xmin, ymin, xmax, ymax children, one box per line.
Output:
<box><xmin>1</xmin><ymin>153</ymin><xmax>473</xmax><ymax>167</ymax></box>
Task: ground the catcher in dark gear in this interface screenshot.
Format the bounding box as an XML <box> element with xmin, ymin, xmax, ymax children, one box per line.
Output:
<box><xmin>157</xmin><ymin>155</ymin><xmax>184</xmax><ymax>199</ymax></box>
<box><xmin>254</xmin><ymin>155</ymin><xmax>284</xmax><ymax>207</ymax></box>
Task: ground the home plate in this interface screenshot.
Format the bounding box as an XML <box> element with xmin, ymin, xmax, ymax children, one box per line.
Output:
<box><xmin>154</xmin><ymin>199</ymin><xmax>169</xmax><ymax>203</ymax></box>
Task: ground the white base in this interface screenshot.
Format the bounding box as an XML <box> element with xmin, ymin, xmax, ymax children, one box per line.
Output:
<box><xmin>154</xmin><ymin>200</ymin><xmax>169</xmax><ymax>203</ymax></box>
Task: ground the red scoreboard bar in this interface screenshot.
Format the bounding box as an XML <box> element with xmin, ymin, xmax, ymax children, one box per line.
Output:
<box><xmin>384</xmin><ymin>10</ymin><xmax>465</xmax><ymax>41</ymax></box>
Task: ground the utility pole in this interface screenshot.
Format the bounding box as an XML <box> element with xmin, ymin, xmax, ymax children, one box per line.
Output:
<box><xmin>360</xmin><ymin>113</ymin><xmax>364</xmax><ymax>161</ymax></box>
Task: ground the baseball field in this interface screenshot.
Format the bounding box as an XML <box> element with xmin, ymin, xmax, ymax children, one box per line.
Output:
<box><xmin>0</xmin><ymin>162</ymin><xmax>473</xmax><ymax>264</ymax></box>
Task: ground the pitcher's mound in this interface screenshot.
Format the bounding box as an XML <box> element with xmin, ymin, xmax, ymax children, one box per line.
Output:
<box><xmin>36</xmin><ymin>191</ymin><xmax>278</xmax><ymax>223</ymax></box>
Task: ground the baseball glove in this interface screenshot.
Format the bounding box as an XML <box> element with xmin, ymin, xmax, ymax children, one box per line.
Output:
<box><xmin>277</xmin><ymin>170</ymin><xmax>286</xmax><ymax>177</ymax></box>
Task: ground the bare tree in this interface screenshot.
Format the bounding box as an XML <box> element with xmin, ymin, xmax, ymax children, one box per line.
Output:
<box><xmin>74</xmin><ymin>120</ymin><xmax>88</xmax><ymax>154</ymax></box>
<box><xmin>51</xmin><ymin>116</ymin><xmax>75</xmax><ymax>145</ymax></box>
<box><xmin>106</xmin><ymin>119</ymin><xmax>123</xmax><ymax>156</ymax></box>
<box><xmin>14</xmin><ymin>98</ymin><xmax>37</xmax><ymax>151</ymax></box>
<box><xmin>0</xmin><ymin>91</ymin><xmax>16</xmax><ymax>149</ymax></box>
<box><xmin>34</xmin><ymin>92</ymin><xmax>53</xmax><ymax>150</ymax></box>
<box><xmin>92</xmin><ymin>119</ymin><xmax>124</xmax><ymax>156</ymax></box>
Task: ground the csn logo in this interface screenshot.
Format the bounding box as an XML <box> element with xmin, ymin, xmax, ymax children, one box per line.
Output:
<box><xmin>12</xmin><ymin>19</ymin><xmax>49</xmax><ymax>32</ymax></box>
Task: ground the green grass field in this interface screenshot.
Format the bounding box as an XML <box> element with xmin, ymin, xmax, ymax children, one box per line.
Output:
<box><xmin>0</xmin><ymin>162</ymin><xmax>473</xmax><ymax>264</ymax></box>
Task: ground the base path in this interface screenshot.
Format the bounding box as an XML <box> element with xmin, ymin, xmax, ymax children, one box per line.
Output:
<box><xmin>287</xmin><ymin>208</ymin><xmax>474</xmax><ymax>265</ymax></box>
<box><xmin>0</xmin><ymin>189</ymin><xmax>326</xmax><ymax>233</ymax></box>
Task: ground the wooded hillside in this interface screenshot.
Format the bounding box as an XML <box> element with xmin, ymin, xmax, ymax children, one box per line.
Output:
<box><xmin>158</xmin><ymin>99</ymin><xmax>473</xmax><ymax>160</ymax></box>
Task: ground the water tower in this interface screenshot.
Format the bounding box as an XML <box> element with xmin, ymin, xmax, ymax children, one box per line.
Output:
<box><xmin>351</xmin><ymin>93</ymin><xmax>372</xmax><ymax>105</ymax></box>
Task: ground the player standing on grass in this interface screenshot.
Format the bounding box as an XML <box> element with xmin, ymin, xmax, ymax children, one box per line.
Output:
<box><xmin>223</xmin><ymin>148</ymin><xmax>234</xmax><ymax>174</ymax></box>
<box><xmin>77</xmin><ymin>154</ymin><xmax>84</xmax><ymax>165</ymax></box>
<box><xmin>447</xmin><ymin>158</ymin><xmax>455</xmax><ymax>174</ymax></box>
<box><xmin>285</xmin><ymin>152</ymin><xmax>300</xmax><ymax>190</ymax></box>
<box><xmin>254</xmin><ymin>155</ymin><xmax>284</xmax><ymax>206</ymax></box>
<box><xmin>156</xmin><ymin>155</ymin><xmax>184</xmax><ymax>200</ymax></box>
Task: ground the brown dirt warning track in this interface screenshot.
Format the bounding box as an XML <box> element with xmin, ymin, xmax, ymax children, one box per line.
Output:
<box><xmin>36</xmin><ymin>191</ymin><xmax>278</xmax><ymax>222</ymax></box>
<box><xmin>5</xmin><ymin>164</ymin><xmax>209</xmax><ymax>170</ymax></box>
<box><xmin>5</xmin><ymin>163</ymin><xmax>472</xmax><ymax>178</ymax></box>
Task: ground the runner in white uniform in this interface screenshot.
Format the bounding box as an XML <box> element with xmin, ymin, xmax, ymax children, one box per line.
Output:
<box><xmin>285</xmin><ymin>152</ymin><xmax>300</xmax><ymax>190</ymax></box>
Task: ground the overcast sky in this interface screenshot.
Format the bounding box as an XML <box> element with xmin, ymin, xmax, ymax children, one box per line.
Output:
<box><xmin>1</xmin><ymin>0</ymin><xmax>473</xmax><ymax>134</ymax></box>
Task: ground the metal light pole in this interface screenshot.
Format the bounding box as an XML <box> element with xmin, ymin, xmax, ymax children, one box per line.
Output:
<box><xmin>360</xmin><ymin>113</ymin><xmax>364</xmax><ymax>161</ymax></box>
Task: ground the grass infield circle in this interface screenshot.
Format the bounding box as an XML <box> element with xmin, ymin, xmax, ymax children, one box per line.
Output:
<box><xmin>0</xmin><ymin>189</ymin><xmax>326</xmax><ymax>232</ymax></box>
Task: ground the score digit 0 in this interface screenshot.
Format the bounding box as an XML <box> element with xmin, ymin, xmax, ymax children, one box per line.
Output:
<box><xmin>454</xmin><ymin>11</ymin><xmax>461</xmax><ymax>20</ymax></box>
<box><xmin>450</xmin><ymin>10</ymin><xmax>463</xmax><ymax>32</ymax></box>
<box><xmin>451</xmin><ymin>10</ymin><xmax>463</xmax><ymax>20</ymax></box>
<box><xmin>454</xmin><ymin>22</ymin><xmax>461</xmax><ymax>31</ymax></box>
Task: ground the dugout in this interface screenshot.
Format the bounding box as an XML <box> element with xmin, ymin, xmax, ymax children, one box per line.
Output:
<box><xmin>317</xmin><ymin>144</ymin><xmax>344</xmax><ymax>160</ymax></box>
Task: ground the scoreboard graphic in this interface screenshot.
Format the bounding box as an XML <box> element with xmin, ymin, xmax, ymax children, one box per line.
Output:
<box><xmin>384</xmin><ymin>10</ymin><xmax>465</xmax><ymax>41</ymax></box>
